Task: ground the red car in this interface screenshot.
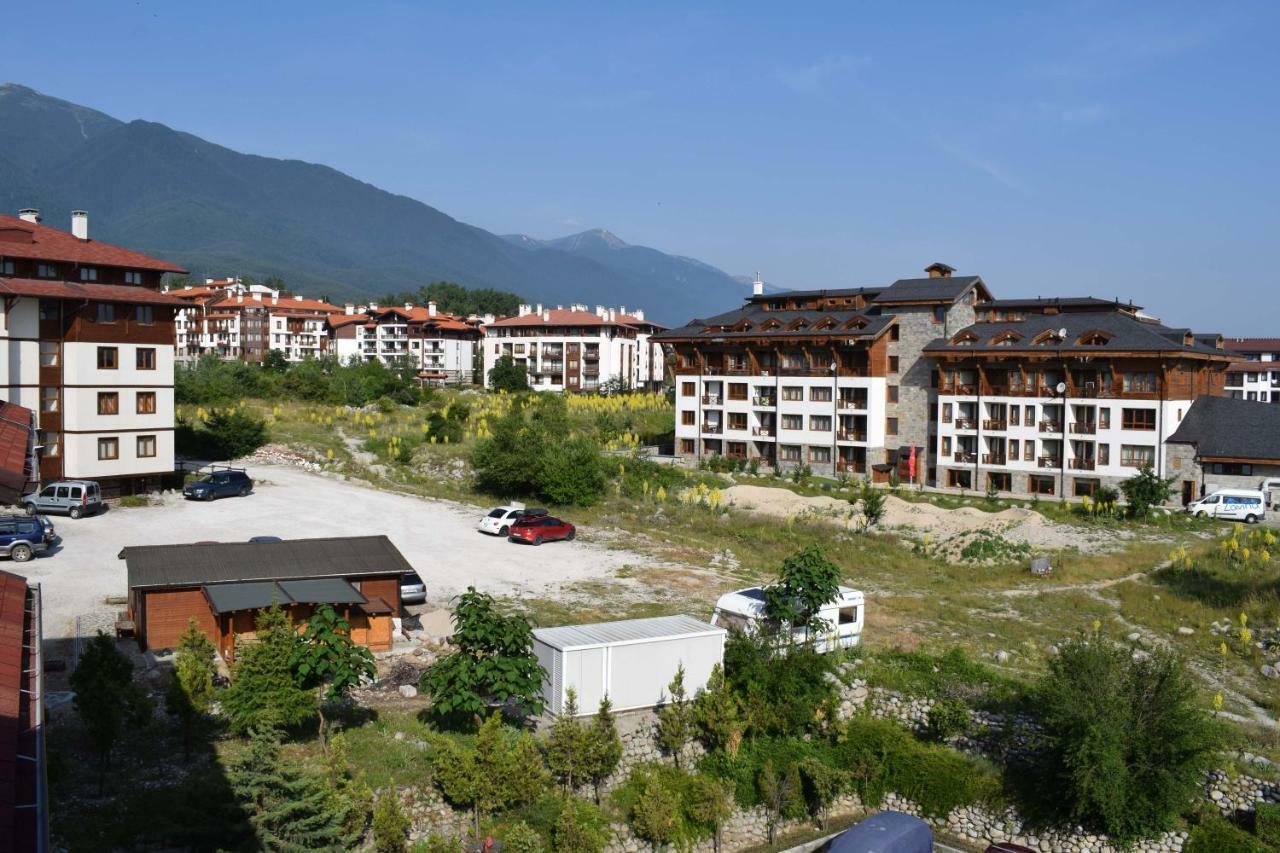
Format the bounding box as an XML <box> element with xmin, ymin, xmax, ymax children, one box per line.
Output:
<box><xmin>508</xmin><ymin>515</ymin><xmax>576</xmax><ymax>546</ymax></box>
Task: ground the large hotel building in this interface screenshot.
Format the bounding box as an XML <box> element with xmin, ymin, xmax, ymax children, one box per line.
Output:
<box><xmin>0</xmin><ymin>209</ymin><xmax>187</xmax><ymax>494</ymax></box>
<box><xmin>657</xmin><ymin>265</ymin><xmax>1234</xmax><ymax>498</ymax></box>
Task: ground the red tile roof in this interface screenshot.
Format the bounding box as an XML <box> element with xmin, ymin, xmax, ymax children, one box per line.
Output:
<box><xmin>0</xmin><ymin>570</ymin><xmax>37</xmax><ymax>852</ymax></box>
<box><xmin>1225</xmin><ymin>338</ymin><xmax>1280</xmax><ymax>353</ymax></box>
<box><xmin>0</xmin><ymin>278</ymin><xmax>189</xmax><ymax>306</ymax></box>
<box><xmin>488</xmin><ymin>308</ymin><xmax>664</xmax><ymax>329</ymax></box>
<box><xmin>0</xmin><ymin>404</ymin><xmax>33</xmax><ymax>506</ymax></box>
<box><xmin>0</xmin><ymin>214</ymin><xmax>186</xmax><ymax>273</ymax></box>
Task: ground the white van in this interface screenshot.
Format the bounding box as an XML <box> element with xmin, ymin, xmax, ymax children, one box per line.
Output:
<box><xmin>710</xmin><ymin>585</ymin><xmax>864</xmax><ymax>652</ymax></box>
<box><xmin>1186</xmin><ymin>489</ymin><xmax>1267</xmax><ymax>523</ymax></box>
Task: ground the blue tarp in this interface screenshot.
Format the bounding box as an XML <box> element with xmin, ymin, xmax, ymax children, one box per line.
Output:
<box><xmin>825</xmin><ymin>812</ymin><xmax>932</xmax><ymax>853</ymax></box>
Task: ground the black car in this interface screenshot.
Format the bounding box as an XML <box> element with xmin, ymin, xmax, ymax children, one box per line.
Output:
<box><xmin>184</xmin><ymin>469</ymin><xmax>254</xmax><ymax>501</ymax></box>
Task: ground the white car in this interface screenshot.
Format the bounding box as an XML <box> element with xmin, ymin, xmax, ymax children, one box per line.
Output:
<box><xmin>478</xmin><ymin>503</ymin><xmax>528</xmax><ymax>536</ymax></box>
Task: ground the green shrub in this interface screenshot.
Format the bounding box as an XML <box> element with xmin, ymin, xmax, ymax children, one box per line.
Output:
<box><xmin>202</xmin><ymin>409</ymin><xmax>270</xmax><ymax>459</ymax></box>
<box><xmin>1025</xmin><ymin>636</ymin><xmax>1223</xmax><ymax>843</ymax></box>
<box><xmin>412</xmin><ymin>833</ymin><xmax>464</xmax><ymax>853</ymax></box>
<box><xmin>925</xmin><ymin>698</ymin><xmax>971</xmax><ymax>741</ymax></box>
<box><xmin>488</xmin><ymin>355</ymin><xmax>529</xmax><ymax>392</ymax></box>
<box><xmin>722</xmin><ymin>631</ymin><xmax>839</xmax><ymax>737</ymax></box>
<box><xmin>498</xmin><ymin>820</ymin><xmax>544</xmax><ymax>853</ymax></box>
<box><xmin>699</xmin><ymin>736</ymin><xmax>822</xmax><ymax>809</ymax></box>
<box><xmin>372</xmin><ymin>790</ymin><xmax>411</xmax><ymax>852</ymax></box>
<box><xmin>552</xmin><ymin>796</ymin><xmax>610</xmax><ymax>853</ymax></box>
<box><xmin>1185</xmin><ymin>816</ymin><xmax>1264</xmax><ymax>853</ymax></box>
<box><xmin>613</xmin><ymin>764</ymin><xmax>729</xmax><ymax>848</ymax></box>
<box><xmin>1256</xmin><ymin>803</ymin><xmax>1280</xmax><ymax>848</ymax></box>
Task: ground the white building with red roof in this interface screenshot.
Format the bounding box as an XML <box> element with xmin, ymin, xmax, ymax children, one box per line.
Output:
<box><xmin>1224</xmin><ymin>338</ymin><xmax>1280</xmax><ymax>404</ymax></box>
<box><xmin>169</xmin><ymin>277</ymin><xmax>340</xmax><ymax>363</ymax></box>
<box><xmin>483</xmin><ymin>303</ymin><xmax>666</xmax><ymax>392</ymax></box>
<box><xmin>328</xmin><ymin>300</ymin><xmax>483</xmax><ymax>383</ymax></box>
<box><xmin>0</xmin><ymin>208</ymin><xmax>188</xmax><ymax>494</ymax></box>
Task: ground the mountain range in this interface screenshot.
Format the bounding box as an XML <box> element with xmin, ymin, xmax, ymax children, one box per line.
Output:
<box><xmin>0</xmin><ymin>83</ymin><xmax>777</xmax><ymax>325</ymax></box>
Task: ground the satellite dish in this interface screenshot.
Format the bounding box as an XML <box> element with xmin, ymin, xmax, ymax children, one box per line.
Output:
<box><xmin>1057</xmin><ymin>327</ymin><xmax>1069</xmax><ymax>340</ymax></box>
<box><xmin>1055</xmin><ymin>381</ymin><xmax>1067</xmax><ymax>394</ymax></box>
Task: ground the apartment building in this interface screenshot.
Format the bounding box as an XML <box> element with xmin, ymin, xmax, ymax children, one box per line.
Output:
<box><xmin>1223</xmin><ymin>338</ymin><xmax>1280</xmax><ymax>403</ymax></box>
<box><xmin>926</xmin><ymin>299</ymin><xmax>1231</xmax><ymax>499</ymax></box>
<box><xmin>0</xmin><ymin>208</ymin><xmax>186</xmax><ymax>494</ymax></box>
<box><xmin>483</xmin><ymin>303</ymin><xmax>666</xmax><ymax>392</ymax></box>
<box><xmin>328</xmin><ymin>301</ymin><xmax>483</xmax><ymax>382</ymax></box>
<box><xmin>171</xmin><ymin>278</ymin><xmax>340</xmax><ymax>363</ymax></box>
<box><xmin>656</xmin><ymin>267</ymin><xmax>984</xmax><ymax>480</ymax></box>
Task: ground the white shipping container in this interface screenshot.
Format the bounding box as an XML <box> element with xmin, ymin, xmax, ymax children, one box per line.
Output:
<box><xmin>533</xmin><ymin>615</ymin><xmax>727</xmax><ymax>716</ymax></box>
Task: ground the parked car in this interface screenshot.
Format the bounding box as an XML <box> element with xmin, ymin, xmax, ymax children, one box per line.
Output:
<box><xmin>824</xmin><ymin>811</ymin><xmax>931</xmax><ymax>853</ymax></box>
<box><xmin>400</xmin><ymin>571</ymin><xmax>427</xmax><ymax>604</ymax></box>
<box><xmin>478</xmin><ymin>502</ymin><xmax>539</xmax><ymax>536</ymax></box>
<box><xmin>985</xmin><ymin>844</ymin><xmax>1037</xmax><ymax>853</ymax></box>
<box><xmin>21</xmin><ymin>480</ymin><xmax>102</xmax><ymax>519</ymax></box>
<box><xmin>184</xmin><ymin>468</ymin><xmax>253</xmax><ymax>501</ymax></box>
<box><xmin>507</xmin><ymin>515</ymin><xmax>575</xmax><ymax>546</ymax></box>
<box><xmin>248</xmin><ymin>536</ymin><xmax>283</xmax><ymax>543</ymax></box>
<box><xmin>0</xmin><ymin>515</ymin><xmax>49</xmax><ymax>562</ymax></box>
<box><xmin>1185</xmin><ymin>489</ymin><xmax>1266</xmax><ymax>523</ymax></box>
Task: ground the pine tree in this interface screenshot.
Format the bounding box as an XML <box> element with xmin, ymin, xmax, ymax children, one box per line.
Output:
<box><xmin>691</xmin><ymin>664</ymin><xmax>741</xmax><ymax>756</ymax></box>
<box><xmin>325</xmin><ymin>732</ymin><xmax>373</xmax><ymax>841</ymax></box>
<box><xmin>166</xmin><ymin>617</ymin><xmax>217</xmax><ymax>762</ymax></box>
<box><xmin>70</xmin><ymin>632</ymin><xmax>153</xmax><ymax>794</ymax></box>
<box><xmin>546</xmin><ymin>688</ymin><xmax>589</xmax><ymax>791</ymax></box>
<box><xmin>432</xmin><ymin>712</ymin><xmax>549</xmax><ymax>835</ymax></box>
<box><xmin>372</xmin><ymin>789</ymin><xmax>411</xmax><ymax>853</ymax></box>
<box><xmin>583</xmin><ymin>696</ymin><xmax>623</xmax><ymax>803</ymax></box>
<box><xmin>222</xmin><ymin>604</ymin><xmax>317</xmax><ymax>735</ymax></box>
<box><xmin>230</xmin><ymin>727</ymin><xmax>360</xmax><ymax>851</ymax></box>
<box><xmin>656</xmin><ymin>665</ymin><xmax>693</xmax><ymax>767</ymax></box>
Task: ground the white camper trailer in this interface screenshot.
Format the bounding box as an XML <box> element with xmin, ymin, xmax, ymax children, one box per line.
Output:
<box><xmin>532</xmin><ymin>615</ymin><xmax>727</xmax><ymax>716</ymax></box>
<box><xmin>710</xmin><ymin>585</ymin><xmax>865</xmax><ymax>652</ymax></box>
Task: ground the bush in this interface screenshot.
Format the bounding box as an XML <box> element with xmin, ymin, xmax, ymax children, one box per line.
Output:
<box><xmin>489</xmin><ymin>355</ymin><xmax>529</xmax><ymax>392</ymax></box>
<box><xmin>1121</xmin><ymin>466</ymin><xmax>1175</xmax><ymax>519</ymax></box>
<box><xmin>179</xmin><ymin>408</ymin><xmax>269</xmax><ymax>460</ymax></box>
<box><xmin>613</xmin><ymin>764</ymin><xmax>728</xmax><ymax>848</ymax></box>
<box><xmin>722</xmin><ymin>630</ymin><xmax>839</xmax><ymax>737</ymax></box>
<box><xmin>1185</xmin><ymin>816</ymin><xmax>1265</xmax><ymax>853</ymax></box>
<box><xmin>1256</xmin><ymin>802</ymin><xmax>1280</xmax><ymax>847</ymax></box>
<box><xmin>553</xmin><ymin>796</ymin><xmax>610</xmax><ymax>853</ymax></box>
<box><xmin>925</xmin><ymin>698</ymin><xmax>971</xmax><ymax>741</ymax></box>
<box><xmin>472</xmin><ymin>397</ymin><xmax>605</xmax><ymax>507</ymax></box>
<box><xmin>1025</xmin><ymin>636</ymin><xmax>1223</xmax><ymax>843</ymax></box>
<box><xmin>699</xmin><ymin>736</ymin><xmax>822</xmax><ymax>810</ymax></box>
<box><xmin>539</xmin><ymin>436</ymin><xmax>606</xmax><ymax>506</ymax></box>
<box><xmin>499</xmin><ymin>820</ymin><xmax>544</xmax><ymax>853</ymax></box>
<box><xmin>373</xmin><ymin>790</ymin><xmax>411</xmax><ymax>853</ymax></box>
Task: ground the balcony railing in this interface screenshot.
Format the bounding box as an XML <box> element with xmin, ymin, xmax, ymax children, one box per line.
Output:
<box><xmin>1038</xmin><ymin>421</ymin><xmax>1062</xmax><ymax>433</ymax></box>
<box><xmin>838</xmin><ymin>399</ymin><xmax>867</xmax><ymax>410</ymax></box>
<box><xmin>752</xmin><ymin>427</ymin><xmax>774</xmax><ymax>437</ymax></box>
<box><xmin>954</xmin><ymin>451</ymin><xmax>977</xmax><ymax>463</ymax></box>
<box><xmin>1070</xmin><ymin>458</ymin><xmax>1097</xmax><ymax>470</ymax></box>
<box><xmin>982</xmin><ymin>420</ymin><xmax>1007</xmax><ymax>431</ymax></box>
<box><xmin>702</xmin><ymin>395</ymin><xmax>722</xmax><ymax>405</ymax></box>
<box><xmin>954</xmin><ymin>418</ymin><xmax>977</xmax><ymax>430</ymax></box>
<box><xmin>752</xmin><ymin>396</ymin><xmax>776</xmax><ymax>407</ymax></box>
<box><xmin>1070</xmin><ymin>422</ymin><xmax>1097</xmax><ymax>434</ymax></box>
<box><xmin>1038</xmin><ymin>456</ymin><xmax>1061</xmax><ymax>468</ymax></box>
<box><xmin>837</xmin><ymin>461</ymin><xmax>867</xmax><ymax>474</ymax></box>
<box><xmin>982</xmin><ymin>453</ymin><xmax>1007</xmax><ymax>465</ymax></box>
<box><xmin>701</xmin><ymin>424</ymin><xmax>723</xmax><ymax>434</ymax></box>
<box><xmin>1121</xmin><ymin>457</ymin><xmax>1152</xmax><ymax>468</ymax></box>
<box><xmin>837</xmin><ymin>430</ymin><xmax>867</xmax><ymax>442</ymax></box>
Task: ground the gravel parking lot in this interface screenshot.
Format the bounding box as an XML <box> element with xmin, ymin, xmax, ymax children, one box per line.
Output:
<box><xmin>17</xmin><ymin>464</ymin><xmax>658</xmax><ymax>641</ymax></box>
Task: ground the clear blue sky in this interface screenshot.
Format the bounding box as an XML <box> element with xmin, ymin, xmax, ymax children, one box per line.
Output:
<box><xmin>5</xmin><ymin>1</ymin><xmax>1279</xmax><ymax>332</ymax></box>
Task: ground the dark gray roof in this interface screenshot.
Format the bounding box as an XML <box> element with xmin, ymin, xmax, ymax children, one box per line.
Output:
<box><xmin>983</xmin><ymin>296</ymin><xmax>1141</xmax><ymax>311</ymax></box>
<box><xmin>122</xmin><ymin>535</ymin><xmax>414</xmax><ymax>590</ymax></box>
<box><xmin>204</xmin><ymin>581</ymin><xmax>287</xmax><ymax>614</ymax></box>
<box><xmin>923</xmin><ymin>310</ymin><xmax>1229</xmax><ymax>357</ymax></box>
<box><xmin>747</xmin><ymin>286</ymin><xmax>883</xmax><ymax>303</ymax></box>
<box><xmin>653</xmin><ymin>306</ymin><xmax>894</xmax><ymax>342</ymax></box>
<box><xmin>871</xmin><ymin>276</ymin><xmax>983</xmax><ymax>304</ymax></box>
<box><xmin>278</xmin><ymin>578</ymin><xmax>369</xmax><ymax>605</ymax></box>
<box><xmin>1167</xmin><ymin>396</ymin><xmax>1280</xmax><ymax>461</ymax></box>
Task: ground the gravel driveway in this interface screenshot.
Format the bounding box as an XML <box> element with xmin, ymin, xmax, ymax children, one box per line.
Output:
<box><xmin>17</xmin><ymin>464</ymin><xmax>653</xmax><ymax>641</ymax></box>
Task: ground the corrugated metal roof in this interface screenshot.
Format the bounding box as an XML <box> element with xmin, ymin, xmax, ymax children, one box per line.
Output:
<box><xmin>533</xmin><ymin>615</ymin><xmax>723</xmax><ymax>651</ymax></box>
<box><xmin>278</xmin><ymin>578</ymin><xmax>367</xmax><ymax>605</ymax></box>
<box><xmin>122</xmin><ymin>536</ymin><xmax>413</xmax><ymax>589</ymax></box>
<box><xmin>204</xmin><ymin>581</ymin><xmax>289</xmax><ymax>614</ymax></box>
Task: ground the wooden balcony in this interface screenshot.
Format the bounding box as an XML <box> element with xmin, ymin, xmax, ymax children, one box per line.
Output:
<box><xmin>1038</xmin><ymin>456</ymin><xmax>1061</xmax><ymax>468</ymax></box>
<box><xmin>701</xmin><ymin>424</ymin><xmax>723</xmax><ymax>435</ymax></box>
<box><xmin>838</xmin><ymin>399</ymin><xmax>867</xmax><ymax>410</ymax></box>
<box><xmin>701</xmin><ymin>395</ymin><xmax>722</xmax><ymax>405</ymax></box>
<box><xmin>1038</xmin><ymin>421</ymin><xmax>1062</xmax><ymax>433</ymax></box>
<box><xmin>1070</xmin><ymin>458</ymin><xmax>1096</xmax><ymax>471</ymax></box>
<box><xmin>837</xmin><ymin>461</ymin><xmax>867</xmax><ymax>474</ymax></box>
<box><xmin>752</xmin><ymin>396</ymin><xmax>776</xmax><ymax>407</ymax></box>
<box><xmin>982</xmin><ymin>420</ymin><xmax>1007</xmax><ymax>431</ymax></box>
<box><xmin>752</xmin><ymin>427</ymin><xmax>774</xmax><ymax>437</ymax></box>
<box><xmin>954</xmin><ymin>418</ymin><xmax>977</xmax><ymax>430</ymax></box>
<box><xmin>1070</xmin><ymin>422</ymin><xmax>1097</xmax><ymax>435</ymax></box>
<box><xmin>982</xmin><ymin>453</ymin><xmax>1007</xmax><ymax>465</ymax></box>
<box><xmin>836</xmin><ymin>430</ymin><xmax>867</xmax><ymax>442</ymax></box>
<box><xmin>954</xmin><ymin>451</ymin><xmax>977</xmax><ymax>463</ymax></box>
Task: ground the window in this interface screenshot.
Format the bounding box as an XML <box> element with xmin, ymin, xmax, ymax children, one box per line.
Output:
<box><xmin>1009</xmin><ymin>439</ymin><xmax>1020</xmax><ymax>458</ymax></box>
<box><xmin>1010</xmin><ymin>407</ymin><xmax>1020</xmax><ymax>426</ymax></box>
<box><xmin>810</xmin><ymin>415</ymin><xmax>832</xmax><ymax>432</ymax></box>
<box><xmin>97</xmin><ymin>437</ymin><xmax>119</xmax><ymax>460</ymax></box>
<box><xmin>1024</xmin><ymin>440</ymin><xmax>1035</xmax><ymax>461</ymax></box>
<box><xmin>1098</xmin><ymin>444</ymin><xmax>1110</xmax><ymax>465</ymax></box>
<box><xmin>1029</xmin><ymin>475</ymin><xmax>1056</xmax><ymax>496</ymax></box>
<box><xmin>887</xmin><ymin>417</ymin><xmax>898</xmax><ymax>435</ymax></box>
<box><xmin>839</xmin><ymin>605</ymin><xmax>859</xmax><ymax>625</ymax></box>
<box><xmin>988</xmin><ymin>472</ymin><xmax>1011</xmax><ymax>492</ymax></box>
<box><xmin>134</xmin><ymin>391</ymin><xmax>157</xmax><ymax>415</ymax></box>
<box><xmin>95</xmin><ymin>302</ymin><xmax>115</xmax><ymax>323</ymax></box>
<box><xmin>38</xmin><ymin>431</ymin><xmax>58</xmax><ymax>456</ymax></box>
<box><xmin>942</xmin><ymin>403</ymin><xmax>952</xmax><ymax>423</ymax></box>
<box><xmin>887</xmin><ymin>385</ymin><xmax>899</xmax><ymax>403</ymax></box>
<box><xmin>136</xmin><ymin>305</ymin><xmax>154</xmax><ymax>325</ymax></box>
<box><xmin>782</xmin><ymin>386</ymin><xmax>803</xmax><ymax>401</ymax></box>
<box><xmin>948</xmin><ymin>469</ymin><xmax>972</xmax><ymax>489</ymax></box>
<box><xmin>136</xmin><ymin>348</ymin><xmax>156</xmax><ymax>370</ymax></box>
<box><xmin>680</xmin><ymin>438</ymin><xmax>695</xmax><ymax>454</ymax></box>
<box><xmin>889</xmin><ymin>325</ymin><xmax>900</xmax><ymax>341</ymax></box>
<box><xmin>781</xmin><ymin>414</ymin><xmax>803</xmax><ymax>430</ymax></box>
<box><xmin>1099</xmin><ymin>408</ymin><xmax>1111</xmax><ymax>430</ymax></box>
<box><xmin>781</xmin><ymin>445</ymin><xmax>802</xmax><ymax>462</ymax></box>
<box><xmin>1025</xmin><ymin>405</ymin><xmax>1036</xmax><ymax>423</ymax></box>
<box><xmin>809</xmin><ymin>446</ymin><xmax>831</xmax><ymax>463</ymax></box>
<box><xmin>1211</xmin><ymin>462</ymin><xmax>1253</xmax><ymax>476</ymax></box>
<box><xmin>681</xmin><ymin>381</ymin><xmax>695</xmax><ymax>397</ymax></box>
<box><xmin>79</xmin><ymin>267</ymin><xmax>98</xmax><ymax>282</ymax></box>
<box><xmin>889</xmin><ymin>356</ymin><xmax>899</xmax><ymax>373</ymax></box>
<box><xmin>97</xmin><ymin>346</ymin><xmax>118</xmax><ymax>369</ymax></box>
<box><xmin>40</xmin><ymin>387</ymin><xmax>58</xmax><ymax>413</ymax></box>
<box><xmin>1121</xmin><ymin>408</ymin><xmax>1156</xmax><ymax>430</ymax></box>
<box><xmin>1120</xmin><ymin>444</ymin><xmax>1155</xmax><ymax>468</ymax></box>
<box><xmin>37</xmin><ymin>264</ymin><xmax>57</xmax><ymax>278</ymax></box>
<box><xmin>97</xmin><ymin>392</ymin><xmax>119</xmax><ymax>415</ymax></box>
<box><xmin>941</xmin><ymin>437</ymin><xmax>952</xmax><ymax>455</ymax></box>
<box><xmin>137</xmin><ymin>435</ymin><xmax>157</xmax><ymax>458</ymax></box>
<box><xmin>39</xmin><ymin>341</ymin><xmax>58</xmax><ymax>367</ymax></box>
<box><xmin>932</xmin><ymin>306</ymin><xmax>946</xmax><ymax>323</ymax></box>
<box><xmin>810</xmin><ymin>386</ymin><xmax>832</xmax><ymax>402</ymax></box>
<box><xmin>0</xmin><ymin>260</ymin><xmax>12</xmax><ymax>274</ymax></box>
<box><xmin>1122</xmin><ymin>371</ymin><xmax>1157</xmax><ymax>393</ymax></box>
<box><xmin>728</xmin><ymin>383</ymin><xmax>748</xmax><ymax>401</ymax></box>
<box><xmin>1074</xmin><ymin>478</ymin><xmax>1100</xmax><ymax>497</ymax></box>
<box><xmin>728</xmin><ymin>412</ymin><xmax>747</xmax><ymax>431</ymax></box>
<box><xmin>124</xmin><ymin>271</ymin><xmax>143</xmax><ymax>285</ymax></box>
<box><xmin>681</xmin><ymin>410</ymin><xmax>695</xmax><ymax>426</ymax></box>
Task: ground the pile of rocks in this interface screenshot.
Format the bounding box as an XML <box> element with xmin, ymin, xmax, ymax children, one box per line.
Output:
<box><xmin>1204</xmin><ymin>769</ymin><xmax>1280</xmax><ymax>813</ymax></box>
<box><xmin>248</xmin><ymin>444</ymin><xmax>325</xmax><ymax>472</ymax></box>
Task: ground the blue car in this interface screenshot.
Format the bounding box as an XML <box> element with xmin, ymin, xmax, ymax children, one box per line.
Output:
<box><xmin>184</xmin><ymin>469</ymin><xmax>254</xmax><ymax>501</ymax></box>
<box><xmin>0</xmin><ymin>515</ymin><xmax>49</xmax><ymax>563</ymax></box>
<box><xmin>825</xmin><ymin>812</ymin><xmax>932</xmax><ymax>853</ymax></box>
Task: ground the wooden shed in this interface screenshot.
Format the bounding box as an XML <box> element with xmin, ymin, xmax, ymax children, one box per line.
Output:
<box><xmin>120</xmin><ymin>536</ymin><xmax>412</xmax><ymax>660</ymax></box>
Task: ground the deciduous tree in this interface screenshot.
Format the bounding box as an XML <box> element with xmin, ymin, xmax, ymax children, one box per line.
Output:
<box><xmin>488</xmin><ymin>354</ymin><xmax>529</xmax><ymax>393</ymax></box>
<box><xmin>292</xmin><ymin>604</ymin><xmax>376</xmax><ymax>750</ymax></box>
<box><xmin>762</xmin><ymin>545</ymin><xmax>842</xmax><ymax>643</ymax></box>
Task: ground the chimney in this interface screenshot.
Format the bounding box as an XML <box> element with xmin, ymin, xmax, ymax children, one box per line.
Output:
<box><xmin>271</xmin><ymin>294</ymin><xmax>279</xmax><ymax>305</ymax></box>
<box><xmin>428</xmin><ymin>301</ymin><xmax>437</xmax><ymax>318</ymax></box>
<box><xmin>483</xmin><ymin>313</ymin><xmax>495</xmax><ymax>324</ymax></box>
<box><xmin>518</xmin><ymin>303</ymin><xmax>532</xmax><ymax>317</ymax></box>
<box><xmin>294</xmin><ymin>294</ymin><xmax>302</xmax><ymax>301</ymax></box>
<box><xmin>71</xmin><ymin>210</ymin><xmax>89</xmax><ymax>240</ymax></box>
<box><xmin>925</xmin><ymin>262</ymin><xmax>955</xmax><ymax>279</ymax></box>
<box><xmin>253</xmin><ymin>292</ymin><xmax>262</xmax><ymax>301</ymax></box>
<box><xmin>404</xmin><ymin>301</ymin><xmax>414</xmax><ymax>312</ymax></box>
<box><xmin>619</xmin><ymin>305</ymin><xmax>627</xmax><ymax>316</ymax></box>
<box><xmin>608</xmin><ymin>309</ymin><xmax>616</xmax><ymax>322</ymax></box>
<box><xmin>17</xmin><ymin>208</ymin><xmax>40</xmax><ymax>224</ymax></box>
<box><xmin>369</xmin><ymin>300</ymin><xmax>378</xmax><ymax>311</ymax></box>
<box><xmin>345</xmin><ymin>303</ymin><xmax>355</xmax><ymax>315</ymax></box>
<box><xmin>596</xmin><ymin>305</ymin><xmax>607</xmax><ymax>318</ymax></box>
<box><xmin>543</xmin><ymin>309</ymin><xmax>551</xmax><ymax>322</ymax></box>
<box><xmin>535</xmin><ymin>303</ymin><xmax>543</xmax><ymax>316</ymax></box>
<box><xmin>633</xmin><ymin>308</ymin><xmax>645</xmax><ymax>321</ymax></box>
<box><xmin>753</xmin><ymin>272</ymin><xmax>764</xmax><ymax>296</ymax></box>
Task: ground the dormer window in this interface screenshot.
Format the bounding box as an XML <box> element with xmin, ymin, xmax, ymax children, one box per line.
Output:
<box><xmin>1031</xmin><ymin>330</ymin><xmax>1059</xmax><ymax>346</ymax></box>
<box><xmin>814</xmin><ymin>317</ymin><xmax>838</xmax><ymax>330</ymax></box>
<box><xmin>79</xmin><ymin>267</ymin><xmax>98</xmax><ymax>282</ymax></box>
<box><xmin>787</xmin><ymin>318</ymin><xmax>809</xmax><ymax>331</ymax></box>
<box><xmin>950</xmin><ymin>331</ymin><xmax>979</xmax><ymax>346</ymax></box>
<box><xmin>1077</xmin><ymin>330</ymin><xmax>1112</xmax><ymax>346</ymax></box>
<box><xmin>124</xmin><ymin>271</ymin><xmax>142</xmax><ymax>285</ymax></box>
<box><xmin>37</xmin><ymin>264</ymin><xmax>58</xmax><ymax>279</ymax></box>
<box><xmin>761</xmin><ymin>318</ymin><xmax>781</xmax><ymax>331</ymax></box>
<box><xmin>991</xmin><ymin>330</ymin><xmax>1023</xmax><ymax>346</ymax></box>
